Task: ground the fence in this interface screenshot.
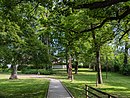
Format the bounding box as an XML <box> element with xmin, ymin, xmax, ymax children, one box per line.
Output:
<box><xmin>85</xmin><ymin>85</ymin><xmax>117</xmax><ymax>98</ymax></box>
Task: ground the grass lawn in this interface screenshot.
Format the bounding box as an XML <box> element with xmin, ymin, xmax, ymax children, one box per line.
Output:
<box><xmin>53</xmin><ymin>68</ymin><xmax>130</xmax><ymax>98</ymax></box>
<box><xmin>0</xmin><ymin>74</ymin><xmax>49</xmax><ymax>98</ymax></box>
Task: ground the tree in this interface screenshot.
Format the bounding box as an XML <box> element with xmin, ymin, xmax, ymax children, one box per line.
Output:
<box><xmin>0</xmin><ymin>0</ymin><xmax>51</xmax><ymax>79</ymax></box>
<box><xmin>114</xmin><ymin>24</ymin><xmax>130</xmax><ymax>75</ymax></box>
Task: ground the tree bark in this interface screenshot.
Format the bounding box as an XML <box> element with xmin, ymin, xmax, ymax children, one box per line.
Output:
<box><xmin>91</xmin><ymin>26</ymin><xmax>103</xmax><ymax>84</ymax></box>
<box><xmin>9</xmin><ymin>65</ymin><xmax>18</xmax><ymax>79</ymax></box>
<box><xmin>96</xmin><ymin>48</ymin><xmax>103</xmax><ymax>84</ymax></box>
<box><xmin>66</xmin><ymin>46</ymin><xmax>69</xmax><ymax>73</ymax></box>
<box><xmin>68</xmin><ymin>56</ymin><xmax>72</xmax><ymax>80</ymax></box>
<box><xmin>75</xmin><ymin>61</ymin><xmax>78</xmax><ymax>74</ymax></box>
<box><xmin>124</xmin><ymin>42</ymin><xmax>128</xmax><ymax>66</ymax></box>
<box><xmin>123</xmin><ymin>41</ymin><xmax>128</xmax><ymax>75</ymax></box>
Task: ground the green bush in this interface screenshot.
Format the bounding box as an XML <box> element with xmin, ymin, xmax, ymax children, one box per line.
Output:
<box><xmin>22</xmin><ymin>69</ymin><xmax>38</xmax><ymax>74</ymax></box>
<box><xmin>21</xmin><ymin>69</ymin><xmax>55</xmax><ymax>75</ymax></box>
<box><xmin>120</xmin><ymin>64</ymin><xmax>130</xmax><ymax>75</ymax></box>
<box><xmin>0</xmin><ymin>68</ymin><xmax>10</xmax><ymax>73</ymax></box>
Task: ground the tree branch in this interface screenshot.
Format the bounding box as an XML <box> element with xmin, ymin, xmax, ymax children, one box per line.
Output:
<box><xmin>16</xmin><ymin>0</ymin><xmax>23</xmax><ymax>5</ymax></box>
<box><xmin>119</xmin><ymin>28</ymin><xmax>130</xmax><ymax>41</ymax></box>
<box><xmin>28</xmin><ymin>2</ymin><xmax>40</xmax><ymax>15</ymax></box>
<box><xmin>80</xmin><ymin>7</ymin><xmax>130</xmax><ymax>33</ymax></box>
<box><xmin>74</xmin><ymin>0</ymin><xmax>129</xmax><ymax>9</ymax></box>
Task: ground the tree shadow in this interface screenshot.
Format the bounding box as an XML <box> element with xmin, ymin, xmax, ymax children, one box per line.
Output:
<box><xmin>99</xmin><ymin>87</ymin><xmax>130</xmax><ymax>98</ymax></box>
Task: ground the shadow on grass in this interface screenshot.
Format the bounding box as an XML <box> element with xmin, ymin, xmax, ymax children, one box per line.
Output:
<box><xmin>63</xmin><ymin>82</ymin><xmax>86</xmax><ymax>98</ymax></box>
<box><xmin>77</xmin><ymin>69</ymin><xmax>94</xmax><ymax>72</ymax></box>
<box><xmin>0</xmin><ymin>78</ymin><xmax>49</xmax><ymax>98</ymax></box>
<box><xmin>99</xmin><ymin>87</ymin><xmax>130</xmax><ymax>98</ymax></box>
<box><xmin>73</xmin><ymin>74</ymin><xmax>96</xmax><ymax>82</ymax></box>
<box><xmin>54</xmin><ymin>69</ymin><xmax>97</xmax><ymax>83</ymax></box>
<box><xmin>55</xmin><ymin>68</ymin><xmax>130</xmax><ymax>98</ymax></box>
<box><xmin>100</xmin><ymin>87</ymin><xmax>129</xmax><ymax>91</ymax></box>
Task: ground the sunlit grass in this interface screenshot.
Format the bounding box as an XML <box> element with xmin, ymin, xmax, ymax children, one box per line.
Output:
<box><xmin>0</xmin><ymin>74</ymin><xmax>49</xmax><ymax>98</ymax></box>
<box><xmin>53</xmin><ymin>68</ymin><xmax>130</xmax><ymax>98</ymax></box>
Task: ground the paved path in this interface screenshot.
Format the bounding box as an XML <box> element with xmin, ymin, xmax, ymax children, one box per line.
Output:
<box><xmin>47</xmin><ymin>79</ymin><xmax>73</xmax><ymax>98</ymax></box>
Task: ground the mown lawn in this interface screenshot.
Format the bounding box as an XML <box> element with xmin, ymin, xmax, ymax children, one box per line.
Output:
<box><xmin>0</xmin><ymin>74</ymin><xmax>49</xmax><ymax>98</ymax></box>
<box><xmin>53</xmin><ymin>68</ymin><xmax>130</xmax><ymax>98</ymax></box>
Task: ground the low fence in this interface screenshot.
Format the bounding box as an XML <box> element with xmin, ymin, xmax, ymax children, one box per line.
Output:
<box><xmin>85</xmin><ymin>85</ymin><xmax>117</xmax><ymax>98</ymax></box>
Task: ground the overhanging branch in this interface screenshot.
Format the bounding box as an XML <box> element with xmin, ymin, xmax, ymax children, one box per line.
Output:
<box><xmin>74</xmin><ymin>0</ymin><xmax>129</xmax><ymax>9</ymax></box>
<box><xmin>119</xmin><ymin>28</ymin><xmax>130</xmax><ymax>41</ymax></box>
<box><xmin>80</xmin><ymin>7</ymin><xmax>130</xmax><ymax>33</ymax></box>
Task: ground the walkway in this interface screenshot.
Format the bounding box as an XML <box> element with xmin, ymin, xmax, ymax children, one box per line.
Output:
<box><xmin>47</xmin><ymin>79</ymin><xmax>73</xmax><ymax>98</ymax></box>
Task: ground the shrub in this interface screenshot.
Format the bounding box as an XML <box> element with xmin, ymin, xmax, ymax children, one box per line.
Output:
<box><xmin>21</xmin><ymin>69</ymin><xmax>55</xmax><ymax>75</ymax></box>
<box><xmin>21</xmin><ymin>69</ymin><xmax>38</xmax><ymax>74</ymax></box>
<box><xmin>120</xmin><ymin>64</ymin><xmax>130</xmax><ymax>75</ymax></box>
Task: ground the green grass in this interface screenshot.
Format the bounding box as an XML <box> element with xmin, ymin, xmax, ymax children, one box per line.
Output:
<box><xmin>53</xmin><ymin>68</ymin><xmax>130</xmax><ymax>98</ymax></box>
<box><xmin>1</xmin><ymin>69</ymin><xmax>130</xmax><ymax>98</ymax></box>
<box><xmin>0</xmin><ymin>74</ymin><xmax>49</xmax><ymax>98</ymax></box>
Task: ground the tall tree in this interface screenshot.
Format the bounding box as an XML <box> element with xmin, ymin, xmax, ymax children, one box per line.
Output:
<box><xmin>0</xmin><ymin>0</ymin><xmax>51</xmax><ymax>79</ymax></box>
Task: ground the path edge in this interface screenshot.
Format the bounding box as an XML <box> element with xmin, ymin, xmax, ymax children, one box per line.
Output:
<box><xmin>60</xmin><ymin>80</ymin><xmax>74</xmax><ymax>98</ymax></box>
<box><xmin>46</xmin><ymin>79</ymin><xmax>51</xmax><ymax>98</ymax></box>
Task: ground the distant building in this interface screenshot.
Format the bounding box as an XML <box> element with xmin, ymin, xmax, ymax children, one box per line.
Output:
<box><xmin>52</xmin><ymin>65</ymin><xmax>66</xmax><ymax>69</ymax></box>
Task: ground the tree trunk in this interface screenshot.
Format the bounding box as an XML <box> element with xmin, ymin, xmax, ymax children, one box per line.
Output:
<box><xmin>124</xmin><ymin>42</ymin><xmax>128</xmax><ymax>66</ymax></box>
<box><xmin>68</xmin><ymin>56</ymin><xmax>72</xmax><ymax>80</ymax></box>
<box><xmin>66</xmin><ymin>46</ymin><xmax>69</xmax><ymax>73</ymax></box>
<box><xmin>75</xmin><ymin>61</ymin><xmax>78</xmax><ymax>74</ymax></box>
<box><xmin>91</xmin><ymin>26</ymin><xmax>103</xmax><ymax>84</ymax></box>
<box><xmin>96</xmin><ymin>48</ymin><xmax>103</xmax><ymax>84</ymax></box>
<box><xmin>105</xmin><ymin>56</ymin><xmax>108</xmax><ymax>79</ymax></box>
<box><xmin>123</xmin><ymin>41</ymin><xmax>128</xmax><ymax>75</ymax></box>
<box><xmin>9</xmin><ymin>65</ymin><xmax>18</xmax><ymax>79</ymax></box>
